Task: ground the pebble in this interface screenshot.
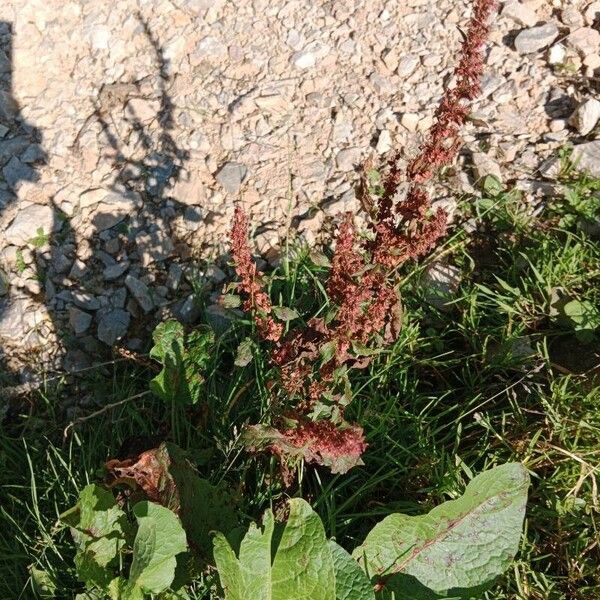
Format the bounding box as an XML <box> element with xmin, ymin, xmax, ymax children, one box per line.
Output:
<box><xmin>502</xmin><ymin>1</ymin><xmax>538</xmax><ymax>27</ymax></box>
<box><xmin>291</xmin><ymin>50</ymin><xmax>316</xmax><ymax>69</ymax></box>
<box><xmin>136</xmin><ymin>230</ymin><xmax>174</xmax><ymax>267</ymax></box>
<box><xmin>514</xmin><ymin>23</ymin><xmax>559</xmax><ymax>54</ymax></box>
<box><xmin>4</xmin><ymin>204</ymin><xmax>61</xmax><ymax>246</ymax></box>
<box><xmin>125</xmin><ymin>274</ymin><xmax>154</xmax><ymax>313</ymax></box>
<box><xmin>396</xmin><ymin>55</ymin><xmax>420</xmax><ymax>77</ymax></box>
<box><xmin>2</xmin><ymin>156</ymin><xmax>35</xmax><ymax>190</ymax></box>
<box><xmin>548</xmin><ymin>44</ymin><xmax>566</xmax><ymax>65</ymax></box>
<box><xmin>400</xmin><ymin>113</ymin><xmax>420</xmax><ymax>132</ymax></box>
<box><xmin>572</xmin><ymin>141</ymin><xmax>600</xmax><ymax>178</ymax></box>
<box><xmin>96</xmin><ymin>308</ymin><xmax>130</xmax><ymax>345</ymax></box>
<box><xmin>215</xmin><ymin>162</ymin><xmax>247</xmax><ymax>194</ymax></box>
<box><xmin>569</xmin><ymin>98</ymin><xmax>600</xmax><ymax>136</ymax></box>
<box><xmin>335</xmin><ymin>148</ymin><xmax>361</xmax><ymax>171</ymax></box>
<box><xmin>103</xmin><ymin>262</ymin><xmax>129</xmax><ymax>280</ymax></box>
<box><xmin>376</xmin><ymin>130</ymin><xmax>392</xmax><ymax>154</ymax></box>
<box><xmin>71</xmin><ymin>291</ymin><xmax>101</xmax><ymax>311</ymax></box>
<box><xmin>69</xmin><ymin>306</ymin><xmax>92</xmax><ymax>334</ymax></box>
<box><xmin>566</xmin><ymin>27</ymin><xmax>600</xmax><ymax>56</ymax></box>
<box><xmin>471</xmin><ymin>152</ymin><xmax>503</xmax><ymax>182</ymax></box>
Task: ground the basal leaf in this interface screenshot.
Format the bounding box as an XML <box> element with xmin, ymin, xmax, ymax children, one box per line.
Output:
<box><xmin>329</xmin><ymin>541</ymin><xmax>375</xmax><ymax>600</ymax></box>
<box><xmin>353</xmin><ymin>463</ymin><xmax>529</xmax><ymax>599</ymax></box>
<box><xmin>150</xmin><ymin>320</ymin><xmax>185</xmax><ymax>362</ymax></box>
<box><xmin>62</xmin><ymin>484</ymin><xmax>128</xmax><ymax>589</ymax></box>
<box><xmin>106</xmin><ymin>442</ymin><xmax>237</xmax><ymax>562</ymax></box>
<box><xmin>213</xmin><ymin>498</ymin><xmax>337</xmax><ymax>600</ymax></box>
<box><xmin>149</xmin><ymin>321</ymin><xmax>214</xmax><ymax>404</ymax></box>
<box><xmin>127</xmin><ymin>501</ymin><xmax>187</xmax><ymax>595</ymax></box>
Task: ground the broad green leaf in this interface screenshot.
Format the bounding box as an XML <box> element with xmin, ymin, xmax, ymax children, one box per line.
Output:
<box><xmin>220</xmin><ymin>294</ymin><xmax>242</xmax><ymax>308</ymax></box>
<box><xmin>234</xmin><ymin>337</ymin><xmax>254</xmax><ymax>367</ymax></box>
<box><xmin>149</xmin><ymin>321</ymin><xmax>214</xmax><ymax>404</ymax></box>
<box><xmin>213</xmin><ymin>498</ymin><xmax>336</xmax><ymax>600</ymax></box>
<box><xmin>62</xmin><ymin>484</ymin><xmax>128</xmax><ymax>589</ymax></box>
<box><xmin>329</xmin><ymin>541</ymin><xmax>375</xmax><ymax>600</ymax></box>
<box><xmin>272</xmin><ymin>306</ymin><xmax>300</xmax><ymax>321</ymax></box>
<box><xmin>354</xmin><ymin>463</ymin><xmax>529</xmax><ymax>599</ymax></box>
<box><xmin>127</xmin><ymin>501</ymin><xmax>187</xmax><ymax>596</ymax></box>
<box><xmin>150</xmin><ymin>320</ymin><xmax>185</xmax><ymax>362</ymax></box>
<box><xmin>482</xmin><ymin>175</ymin><xmax>503</xmax><ymax>196</ymax></box>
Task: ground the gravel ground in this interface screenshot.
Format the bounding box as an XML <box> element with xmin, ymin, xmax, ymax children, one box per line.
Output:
<box><xmin>0</xmin><ymin>0</ymin><xmax>598</xmax><ymax>381</ymax></box>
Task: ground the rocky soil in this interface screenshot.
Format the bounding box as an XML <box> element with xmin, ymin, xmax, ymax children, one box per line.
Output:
<box><xmin>0</xmin><ymin>0</ymin><xmax>599</xmax><ymax>383</ymax></box>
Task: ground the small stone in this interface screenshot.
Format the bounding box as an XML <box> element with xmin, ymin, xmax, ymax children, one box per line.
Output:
<box><xmin>335</xmin><ymin>147</ymin><xmax>361</xmax><ymax>171</ymax></box>
<box><xmin>291</xmin><ymin>50</ymin><xmax>315</xmax><ymax>69</ymax></box>
<box><xmin>103</xmin><ymin>262</ymin><xmax>129</xmax><ymax>280</ymax></box>
<box><xmin>0</xmin><ymin>298</ymin><xmax>50</xmax><ymax>344</ymax></box>
<box><xmin>69</xmin><ymin>306</ymin><xmax>92</xmax><ymax>334</ymax></box>
<box><xmin>421</xmin><ymin>263</ymin><xmax>462</xmax><ymax>312</ymax></box>
<box><xmin>22</xmin><ymin>276</ymin><xmax>42</xmax><ymax>295</ymax></box>
<box><xmin>548</xmin><ymin>43</ymin><xmax>567</xmax><ymax>64</ymax></box>
<box><xmin>72</xmin><ymin>291</ymin><xmax>101</xmax><ymax>311</ymax></box>
<box><xmin>111</xmin><ymin>287</ymin><xmax>127</xmax><ymax>309</ymax></box>
<box><xmin>166</xmin><ymin>263</ymin><xmax>183</xmax><ymax>291</ymax></box>
<box><xmin>91</xmin><ymin>192</ymin><xmax>141</xmax><ymax>231</ymax></box>
<box><xmin>176</xmin><ymin>294</ymin><xmax>202</xmax><ymax>324</ymax></box>
<box><xmin>4</xmin><ymin>205</ymin><xmax>61</xmax><ymax>246</ymax></box>
<box><xmin>538</xmin><ymin>157</ymin><xmax>561</xmax><ymax>179</ymax></box>
<box><xmin>170</xmin><ymin>168</ymin><xmax>209</xmax><ymax>206</ymax></box>
<box><xmin>514</xmin><ymin>23</ymin><xmax>559</xmax><ymax>54</ymax></box>
<box><xmin>215</xmin><ymin>162</ymin><xmax>247</xmax><ymax>194</ymax></box>
<box><xmin>20</xmin><ymin>144</ymin><xmax>45</xmax><ymax>164</ymax></box>
<box><xmin>204</xmin><ymin>303</ymin><xmax>234</xmax><ymax>333</ymax></box>
<box><xmin>400</xmin><ymin>113</ymin><xmax>420</xmax><ymax>132</ymax></box>
<box><xmin>502</xmin><ymin>1</ymin><xmax>538</xmax><ymax>27</ymax></box>
<box><xmin>471</xmin><ymin>152</ymin><xmax>503</xmax><ymax>182</ymax></box>
<box><xmin>369</xmin><ymin>72</ymin><xmax>394</xmax><ymax>95</ymax></box>
<box><xmin>204</xmin><ymin>264</ymin><xmax>226</xmax><ymax>283</ymax></box>
<box><xmin>566</xmin><ymin>27</ymin><xmax>600</xmax><ymax>56</ymax></box>
<box><xmin>376</xmin><ymin>130</ymin><xmax>392</xmax><ymax>154</ymax></box>
<box><xmin>125</xmin><ymin>274</ymin><xmax>154</xmax><ymax>313</ymax></box>
<box><xmin>97</xmin><ymin>308</ymin><xmax>130</xmax><ymax>345</ymax></box>
<box><xmin>572</xmin><ymin>141</ymin><xmax>600</xmax><ymax>178</ymax></box>
<box><xmin>2</xmin><ymin>156</ymin><xmax>35</xmax><ymax>191</ymax></box>
<box><xmin>396</xmin><ymin>55</ymin><xmax>419</xmax><ymax>77</ymax></box>
<box><xmin>68</xmin><ymin>259</ymin><xmax>88</xmax><ymax>280</ymax></box>
<box><xmin>561</xmin><ymin>6</ymin><xmax>584</xmax><ymax>29</ymax></box>
<box><xmin>79</xmin><ymin>188</ymin><xmax>109</xmax><ymax>209</ymax></box>
<box><xmin>569</xmin><ymin>98</ymin><xmax>600</xmax><ymax>135</ymax></box>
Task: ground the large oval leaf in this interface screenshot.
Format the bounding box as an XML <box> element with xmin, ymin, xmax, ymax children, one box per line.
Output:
<box><xmin>214</xmin><ymin>499</ymin><xmax>366</xmax><ymax>600</ymax></box>
<box><xmin>353</xmin><ymin>463</ymin><xmax>529</xmax><ymax>599</ymax></box>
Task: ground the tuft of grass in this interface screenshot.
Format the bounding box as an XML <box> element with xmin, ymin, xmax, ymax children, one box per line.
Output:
<box><xmin>1</xmin><ymin>159</ymin><xmax>599</xmax><ymax>599</ymax></box>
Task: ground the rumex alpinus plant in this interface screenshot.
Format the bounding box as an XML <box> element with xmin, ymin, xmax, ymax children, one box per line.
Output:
<box><xmin>230</xmin><ymin>0</ymin><xmax>498</xmax><ymax>478</ymax></box>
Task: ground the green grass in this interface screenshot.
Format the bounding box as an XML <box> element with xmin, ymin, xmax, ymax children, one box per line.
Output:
<box><xmin>1</xmin><ymin>161</ymin><xmax>599</xmax><ymax>599</ymax></box>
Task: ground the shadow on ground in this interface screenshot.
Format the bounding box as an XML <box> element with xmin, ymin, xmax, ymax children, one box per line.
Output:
<box><xmin>0</xmin><ymin>16</ymin><xmax>223</xmax><ymax>402</ymax></box>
